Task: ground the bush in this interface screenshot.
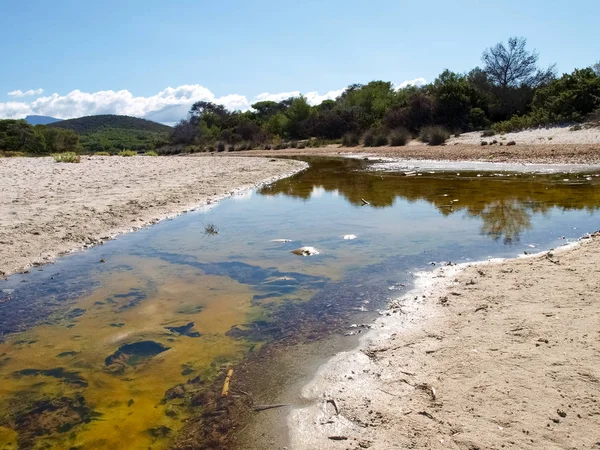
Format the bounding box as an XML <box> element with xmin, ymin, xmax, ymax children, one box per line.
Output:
<box><xmin>118</xmin><ymin>150</ymin><xmax>137</xmax><ymax>157</ymax></box>
<box><xmin>388</xmin><ymin>128</ymin><xmax>410</xmax><ymax>146</ymax></box>
<box><xmin>297</xmin><ymin>143</ymin><xmax>306</xmax><ymax>149</ymax></box>
<box><xmin>95</xmin><ymin>151</ymin><xmax>111</xmax><ymax>156</ymax></box>
<box><xmin>419</xmin><ymin>126</ymin><xmax>450</xmax><ymax>146</ymax></box>
<box><xmin>362</xmin><ymin>130</ymin><xmax>375</xmax><ymax>147</ymax></box>
<box><xmin>227</xmin><ymin>144</ymin><xmax>235</xmax><ymax>152</ymax></box>
<box><xmin>53</xmin><ymin>152</ymin><xmax>81</xmax><ymax>163</ymax></box>
<box><xmin>290</xmin><ymin>140</ymin><xmax>298</xmax><ymax>148</ymax></box>
<box><xmin>481</xmin><ymin>129</ymin><xmax>495</xmax><ymax>137</ymax></box>
<box><xmin>0</xmin><ymin>151</ymin><xmax>26</xmax><ymax>157</ymax></box>
<box><xmin>481</xmin><ymin>141</ymin><xmax>488</xmax><ymax>146</ymax></box>
<box><xmin>506</xmin><ymin>140</ymin><xmax>516</xmax><ymax>146</ymax></box>
<box><xmin>341</xmin><ymin>133</ymin><xmax>360</xmax><ymax>147</ymax></box>
<box><xmin>373</xmin><ymin>132</ymin><xmax>388</xmax><ymax>146</ymax></box>
<box><xmin>144</xmin><ymin>151</ymin><xmax>158</xmax><ymax>156</ymax></box>
<box><xmin>217</xmin><ymin>142</ymin><xmax>226</xmax><ymax>152</ymax></box>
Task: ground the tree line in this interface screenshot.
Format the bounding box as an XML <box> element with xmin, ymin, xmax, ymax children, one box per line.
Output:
<box><xmin>171</xmin><ymin>37</ymin><xmax>600</xmax><ymax>150</ymax></box>
<box><xmin>0</xmin><ymin>119</ymin><xmax>80</xmax><ymax>154</ymax></box>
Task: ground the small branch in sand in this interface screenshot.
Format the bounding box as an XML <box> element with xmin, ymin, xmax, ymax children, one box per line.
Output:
<box><xmin>253</xmin><ymin>404</ymin><xmax>290</xmax><ymax>412</ymax></box>
<box><xmin>361</xmin><ymin>198</ymin><xmax>370</xmax><ymax>205</ymax></box>
<box><xmin>326</xmin><ymin>398</ymin><xmax>340</xmax><ymax>415</ymax></box>
<box><xmin>221</xmin><ymin>368</ymin><xmax>233</xmax><ymax>397</ymax></box>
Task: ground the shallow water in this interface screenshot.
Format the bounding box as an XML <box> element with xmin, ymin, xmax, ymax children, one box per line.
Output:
<box><xmin>0</xmin><ymin>157</ymin><xmax>599</xmax><ymax>449</ymax></box>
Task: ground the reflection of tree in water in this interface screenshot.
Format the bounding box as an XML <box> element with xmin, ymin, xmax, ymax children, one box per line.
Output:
<box><xmin>478</xmin><ymin>199</ymin><xmax>532</xmax><ymax>244</ymax></box>
<box><xmin>260</xmin><ymin>158</ymin><xmax>600</xmax><ymax>245</ymax></box>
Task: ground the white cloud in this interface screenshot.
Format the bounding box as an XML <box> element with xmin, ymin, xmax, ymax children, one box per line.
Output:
<box><xmin>8</xmin><ymin>88</ymin><xmax>44</xmax><ymax>97</ymax></box>
<box><xmin>394</xmin><ymin>77</ymin><xmax>427</xmax><ymax>90</ymax></box>
<box><xmin>0</xmin><ymin>79</ymin><xmax>424</xmax><ymax>124</ymax></box>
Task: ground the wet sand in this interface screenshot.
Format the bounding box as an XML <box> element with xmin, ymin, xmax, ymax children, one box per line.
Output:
<box><xmin>289</xmin><ymin>234</ymin><xmax>600</xmax><ymax>449</ymax></box>
<box><xmin>0</xmin><ymin>156</ymin><xmax>307</xmax><ymax>277</ymax></box>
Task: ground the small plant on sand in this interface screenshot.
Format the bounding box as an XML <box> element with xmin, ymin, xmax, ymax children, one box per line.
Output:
<box><xmin>388</xmin><ymin>128</ymin><xmax>411</xmax><ymax>146</ymax></box>
<box><xmin>143</xmin><ymin>151</ymin><xmax>159</xmax><ymax>156</ymax></box>
<box><xmin>481</xmin><ymin>129</ymin><xmax>496</xmax><ymax>137</ymax></box>
<box><xmin>0</xmin><ymin>151</ymin><xmax>26</xmax><ymax>158</ymax></box>
<box><xmin>53</xmin><ymin>152</ymin><xmax>81</xmax><ymax>163</ymax></box>
<box><xmin>419</xmin><ymin>126</ymin><xmax>450</xmax><ymax>146</ymax></box>
<box><xmin>118</xmin><ymin>150</ymin><xmax>137</xmax><ymax>157</ymax></box>
<box><xmin>203</xmin><ymin>223</ymin><xmax>219</xmax><ymax>235</ymax></box>
<box><xmin>341</xmin><ymin>133</ymin><xmax>360</xmax><ymax>147</ymax></box>
<box><xmin>96</xmin><ymin>151</ymin><xmax>111</xmax><ymax>156</ymax></box>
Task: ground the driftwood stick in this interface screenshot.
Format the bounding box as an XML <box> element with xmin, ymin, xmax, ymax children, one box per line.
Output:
<box><xmin>253</xmin><ymin>403</ymin><xmax>290</xmax><ymax>412</ymax></box>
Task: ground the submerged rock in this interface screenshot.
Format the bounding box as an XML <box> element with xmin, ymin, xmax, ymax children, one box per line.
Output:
<box><xmin>290</xmin><ymin>246</ymin><xmax>320</xmax><ymax>256</ymax></box>
<box><xmin>165</xmin><ymin>322</ymin><xmax>201</xmax><ymax>337</ymax></box>
<box><xmin>105</xmin><ymin>340</ymin><xmax>170</xmax><ymax>368</ymax></box>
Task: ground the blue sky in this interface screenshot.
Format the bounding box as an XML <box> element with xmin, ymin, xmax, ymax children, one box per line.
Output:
<box><xmin>1</xmin><ymin>0</ymin><xmax>598</xmax><ymax>123</ymax></box>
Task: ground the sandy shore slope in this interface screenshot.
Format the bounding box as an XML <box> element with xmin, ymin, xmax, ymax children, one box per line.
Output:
<box><xmin>289</xmin><ymin>235</ymin><xmax>600</xmax><ymax>450</ymax></box>
<box><xmin>0</xmin><ymin>156</ymin><xmax>306</xmax><ymax>276</ymax></box>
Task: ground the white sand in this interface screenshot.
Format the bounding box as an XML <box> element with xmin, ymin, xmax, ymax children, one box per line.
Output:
<box><xmin>448</xmin><ymin>124</ymin><xmax>600</xmax><ymax>146</ymax></box>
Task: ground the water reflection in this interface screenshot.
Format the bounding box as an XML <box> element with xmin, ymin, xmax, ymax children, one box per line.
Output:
<box><xmin>261</xmin><ymin>157</ymin><xmax>600</xmax><ymax>244</ymax></box>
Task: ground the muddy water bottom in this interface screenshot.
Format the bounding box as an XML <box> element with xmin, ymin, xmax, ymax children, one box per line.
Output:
<box><xmin>0</xmin><ymin>157</ymin><xmax>599</xmax><ymax>449</ymax></box>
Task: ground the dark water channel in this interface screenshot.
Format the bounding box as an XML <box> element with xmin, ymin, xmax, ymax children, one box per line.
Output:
<box><xmin>0</xmin><ymin>157</ymin><xmax>599</xmax><ymax>449</ymax></box>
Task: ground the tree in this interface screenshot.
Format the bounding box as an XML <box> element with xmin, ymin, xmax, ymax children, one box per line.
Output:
<box><xmin>482</xmin><ymin>37</ymin><xmax>556</xmax><ymax>89</ymax></box>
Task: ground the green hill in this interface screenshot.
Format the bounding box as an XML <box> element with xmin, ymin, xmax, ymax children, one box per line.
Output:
<box><xmin>49</xmin><ymin>114</ymin><xmax>172</xmax><ymax>134</ymax></box>
<box><xmin>48</xmin><ymin>115</ymin><xmax>171</xmax><ymax>153</ymax></box>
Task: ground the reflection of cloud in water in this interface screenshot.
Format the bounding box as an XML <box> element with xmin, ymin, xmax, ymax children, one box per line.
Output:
<box><xmin>311</xmin><ymin>187</ymin><xmax>326</xmax><ymax>198</ymax></box>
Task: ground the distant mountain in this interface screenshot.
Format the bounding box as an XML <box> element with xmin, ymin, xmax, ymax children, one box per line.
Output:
<box><xmin>25</xmin><ymin>115</ymin><xmax>61</xmax><ymax>125</ymax></box>
<box><xmin>48</xmin><ymin>114</ymin><xmax>172</xmax><ymax>134</ymax></box>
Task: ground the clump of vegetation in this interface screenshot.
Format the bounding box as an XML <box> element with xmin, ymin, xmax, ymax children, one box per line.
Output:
<box><xmin>53</xmin><ymin>152</ymin><xmax>81</xmax><ymax>163</ymax></box>
<box><xmin>203</xmin><ymin>223</ymin><xmax>218</xmax><ymax>235</ymax></box>
<box><xmin>388</xmin><ymin>128</ymin><xmax>410</xmax><ymax>146</ymax></box>
<box><xmin>481</xmin><ymin>129</ymin><xmax>495</xmax><ymax>137</ymax></box>
<box><xmin>217</xmin><ymin>142</ymin><xmax>226</xmax><ymax>152</ymax></box>
<box><xmin>341</xmin><ymin>133</ymin><xmax>360</xmax><ymax>147</ymax></box>
<box><xmin>118</xmin><ymin>150</ymin><xmax>137</xmax><ymax>157</ymax></box>
<box><xmin>363</xmin><ymin>129</ymin><xmax>387</xmax><ymax>147</ymax></box>
<box><xmin>143</xmin><ymin>151</ymin><xmax>158</xmax><ymax>156</ymax></box>
<box><xmin>95</xmin><ymin>151</ymin><xmax>111</xmax><ymax>156</ymax></box>
<box><xmin>506</xmin><ymin>140</ymin><xmax>516</xmax><ymax>146</ymax></box>
<box><xmin>419</xmin><ymin>126</ymin><xmax>450</xmax><ymax>146</ymax></box>
<box><xmin>0</xmin><ymin>151</ymin><xmax>26</xmax><ymax>157</ymax></box>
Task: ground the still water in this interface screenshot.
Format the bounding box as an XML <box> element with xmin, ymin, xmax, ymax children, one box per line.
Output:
<box><xmin>0</xmin><ymin>157</ymin><xmax>599</xmax><ymax>449</ymax></box>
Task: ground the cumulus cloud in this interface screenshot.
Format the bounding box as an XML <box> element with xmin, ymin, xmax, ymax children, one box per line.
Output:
<box><xmin>8</xmin><ymin>88</ymin><xmax>44</xmax><ymax>97</ymax></box>
<box><xmin>0</xmin><ymin>78</ymin><xmax>424</xmax><ymax>124</ymax></box>
<box><xmin>394</xmin><ymin>77</ymin><xmax>427</xmax><ymax>90</ymax></box>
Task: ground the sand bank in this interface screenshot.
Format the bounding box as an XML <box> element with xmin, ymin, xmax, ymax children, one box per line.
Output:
<box><xmin>289</xmin><ymin>234</ymin><xmax>600</xmax><ymax>449</ymax></box>
<box><xmin>0</xmin><ymin>155</ymin><xmax>306</xmax><ymax>276</ymax></box>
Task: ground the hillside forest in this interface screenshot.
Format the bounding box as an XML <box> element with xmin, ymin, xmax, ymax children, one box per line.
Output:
<box><xmin>2</xmin><ymin>37</ymin><xmax>600</xmax><ymax>155</ymax></box>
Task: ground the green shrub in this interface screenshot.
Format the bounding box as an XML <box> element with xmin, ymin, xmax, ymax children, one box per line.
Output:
<box><xmin>362</xmin><ymin>130</ymin><xmax>375</xmax><ymax>147</ymax></box>
<box><xmin>118</xmin><ymin>150</ymin><xmax>137</xmax><ymax>157</ymax></box>
<box><xmin>419</xmin><ymin>126</ymin><xmax>450</xmax><ymax>146</ymax></box>
<box><xmin>481</xmin><ymin>129</ymin><xmax>495</xmax><ymax>137</ymax></box>
<box><xmin>144</xmin><ymin>151</ymin><xmax>158</xmax><ymax>156</ymax></box>
<box><xmin>95</xmin><ymin>151</ymin><xmax>111</xmax><ymax>156</ymax></box>
<box><xmin>363</xmin><ymin>129</ymin><xmax>388</xmax><ymax>147</ymax></box>
<box><xmin>388</xmin><ymin>128</ymin><xmax>410</xmax><ymax>146</ymax></box>
<box><xmin>53</xmin><ymin>152</ymin><xmax>81</xmax><ymax>163</ymax></box>
<box><xmin>341</xmin><ymin>133</ymin><xmax>360</xmax><ymax>147</ymax></box>
<box><xmin>217</xmin><ymin>142</ymin><xmax>226</xmax><ymax>152</ymax></box>
<box><xmin>0</xmin><ymin>151</ymin><xmax>26</xmax><ymax>157</ymax></box>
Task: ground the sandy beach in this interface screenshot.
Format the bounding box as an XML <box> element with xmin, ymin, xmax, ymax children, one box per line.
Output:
<box><xmin>289</xmin><ymin>234</ymin><xmax>600</xmax><ymax>450</ymax></box>
<box><xmin>0</xmin><ymin>155</ymin><xmax>306</xmax><ymax>277</ymax></box>
<box><xmin>239</xmin><ymin>125</ymin><xmax>600</xmax><ymax>164</ymax></box>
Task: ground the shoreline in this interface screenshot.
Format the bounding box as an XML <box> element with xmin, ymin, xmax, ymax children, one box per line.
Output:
<box><xmin>288</xmin><ymin>232</ymin><xmax>600</xmax><ymax>449</ymax></box>
<box><xmin>0</xmin><ymin>156</ymin><xmax>307</xmax><ymax>277</ymax></box>
<box><xmin>235</xmin><ymin>141</ymin><xmax>600</xmax><ymax>164</ymax></box>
